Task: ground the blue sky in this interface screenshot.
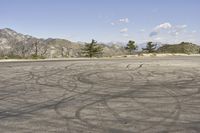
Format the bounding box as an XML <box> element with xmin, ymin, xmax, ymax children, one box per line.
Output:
<box><xmin>0</xmin><ymin>0</ymin><xmax>199</xmax><ymax>44</ymax></box>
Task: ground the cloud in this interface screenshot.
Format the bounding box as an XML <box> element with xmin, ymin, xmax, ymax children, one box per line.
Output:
<box><xmin>111</xmin><ymin>22</ymin><xmax>115</xmax><ymax>26</ymax></box>
<box><xmin>149</xmin><ymin>22</ymin><xmax>172</xmax><ymax>37</ymax></box>
<box><xmin>110</xmin><ymin>18</ymin><xmax>130</xmax><ymax>26</ymax></box>
<box><xmin>154</xmin><ymin>23</ymin><xmax>172</xmax><ymax>30</ymax></box>
<box><xmin>140</xmin><ymin>29</ymin><xmax>145</xmax><ymax>32</ymax></box>
<box><xmin>176</xmin><ymin>25</ymin><xmax>187</xmax><ymax>29</ymax></box>
<box><xmin>149</xmin><ymin>22</ymin><xmax>188</xmax><ymax>37</ymax></box>
<box><xmin>147</xmin><ymin>23</ymin><xmax>199</xmax><ymax>44</ymax></box>
<box><xmin>169</xmin><ymin>25</ymin><xmax>187</xmax><ymax>36</ymax></box>
<box><xmin>120</xmin><ymin>28</ymin><xmax>128</xmax><ymax>33</ymax></box>
<box><xmin>119</xmin><ymin>18</ymin><xmax>129</xmax><ymax>23</ymax></box>
<box><xmin>149</xmin><ymin>31</ymin><xmax>158</xmax><ymax>37</ymax></box>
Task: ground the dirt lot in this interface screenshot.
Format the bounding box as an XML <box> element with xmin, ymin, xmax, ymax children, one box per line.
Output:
<box><xmin>0</xmin><ymin>57</ymin><xmax>200</xmax><ymax>133</ymax></box>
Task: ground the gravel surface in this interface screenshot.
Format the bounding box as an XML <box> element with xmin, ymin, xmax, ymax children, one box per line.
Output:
<box><xmin>0</xmin><ymin>57</ymin><xmax>200</xmax><ymax>133</ymax></box>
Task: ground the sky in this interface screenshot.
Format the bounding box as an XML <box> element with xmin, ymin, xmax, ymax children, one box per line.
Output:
<box><xmin>0</xmin><ymin>0</ymin><xmax>199</xmax><ymax>44</ymax></box>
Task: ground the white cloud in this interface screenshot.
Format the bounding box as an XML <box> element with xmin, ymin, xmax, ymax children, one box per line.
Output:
<box><xmin>176</xmin><ymin>25</ymin><xmax>187</xmax><ymax>29</ymax></box>
<box><xmin>149</xmin><ymin>22</ymin><xmax>172</xmax><ymax>37</ymax></box>
<box><xmin>111</xmin><ymin>22</ymin><xmax>115</xmax><ymax>26</ymax></box>
<box><xmin>147</xmin><ymin>22</ymin><xmax>199</xmax><ymax>44</ymax></box>
<box><xmin>110</xmin><ymin>18</ymin><xmax>130</xmax><ymax>26</ymax></box>
<box><xmin>154</xmin><ymin>22</ymin><xmax>172</xmax><ymax>30</ymax></box>
<box><xmin>149</xmin><ymin>23</ymin><xmax>188</xmax><ymax>37</ymax></box>
<box><xmin>169</xmin><ymin>24</ymin><xmax>187</xmax><ymax>36</ymax></box>
<box><xmin>119</xmin><ymin>18</ymin><xmax>129</xmax><ymax>23</ymax></box>
<box><xmin>120</xmin><ymin>28</ymin><xmax>128</xmax><ymax>33</ymax></box>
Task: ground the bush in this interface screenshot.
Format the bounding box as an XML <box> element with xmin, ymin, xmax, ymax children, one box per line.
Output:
<box><xmin>150</xmin><ymin>53</ymin><xmax>157</xmax><ymax>57</ymax></box>
<box><xmin>138</xmin><ymin>53</ymin><xmax>144</xmax><ymax>56</ymax></box>
<box><xmin>30</xmin><ymin>54</ymin><xmax>45</xmax><ymax>59</ymax></box>
<box><xmin>6</xmin><ymin>55</ymin><xmax>22</xmax><ymax>59</ymax></box>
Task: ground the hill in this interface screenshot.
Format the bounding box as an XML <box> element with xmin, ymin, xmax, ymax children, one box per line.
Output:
<box><xmin>157</xmin><ymin>42</ymin><xmax>200</xmax><ymax>54</ymax></box>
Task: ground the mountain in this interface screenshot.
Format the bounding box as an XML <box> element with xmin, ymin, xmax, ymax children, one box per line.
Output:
<box><xmin>0</xmin><ymin>28</ymin><xmax>83</xmax><ymax>58</ymax></box>
<box><xmin>0</xmin><ymin>28</ymin><xmax>32</xmax><ymax>48</ymax></box>
<box><xmin>0</xmin><ymin>28</ymin><xmax>126</xmax><ymax>58</ymax></box>
<box><xmin>0</xmin><ymin>28</ymin><xmax>33</xmax><ymax>41</ymax></box>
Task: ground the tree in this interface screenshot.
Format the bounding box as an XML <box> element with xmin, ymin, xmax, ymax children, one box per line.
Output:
<box><xmin>15</xmin><ymin>41</ymin><xmax>30</xmax><ymax>58</ymax></box>
<box><xmin>143</xmin><ymin>42</ymin><xmax>157</xmax><ymax>53</ymax></box>
<box><xmin>125</xmin><ymin>40</ymin><xmax>137</xmax><ymax>54</ymax></box>
<box><xmin>32</xmin><ymin>41</ymin><xmax>39</xmax><ymax>56</ymax></box>
<box><xmin>82</xmin><ymin>39</ymin><xmax>103</xmax><ymax>58</ymax></box>
<box><xmin>31</xmin><ymin>40</ymin><xmax>48</xmax><ymax>58</ymax></box>
<box><xmin>7</xmin><ymin>39</ymin><xmax>33</xmax><ymax>58</ymax></box>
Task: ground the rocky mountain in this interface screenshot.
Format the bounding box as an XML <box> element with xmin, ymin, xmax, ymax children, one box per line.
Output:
<box><xmin>0</xmin><ymin>28</ymin><xmax>84</xmax><ymax>58</ymax></box>
<box><xmin>0</xmin><ymin>28</ymin><xmax>33</xmax><ymax>42</ymax></box>
<box><xmin>0</xmin><ymin>28</ymin><xmax>29</xmax><ymax>49</ymax></box>
<box><xmin>0</xmin><ymin>28</ymin><xmax>126</xmax><ymax>58</ymax></box>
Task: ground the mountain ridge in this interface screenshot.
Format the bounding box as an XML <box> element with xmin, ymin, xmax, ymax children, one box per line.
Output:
<box><xmin>0</xmin><ymin>28</ymin><xmax>126</xmax><ymax>58</ymax></box>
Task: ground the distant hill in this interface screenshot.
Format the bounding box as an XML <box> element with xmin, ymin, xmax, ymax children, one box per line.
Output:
<box><xmin>0</xmin><ymin>28</ymin><xmax>126</xmax><ymax>58</ymax></box>
<box><xmin>157</xmin><ymin>42</ymin><xmax>200</xmax><ymax>54</ymax></box>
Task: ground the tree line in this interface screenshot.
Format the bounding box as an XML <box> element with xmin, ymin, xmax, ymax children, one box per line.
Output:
<box><xmin>82</xmin><ymin>39</ymin><xmax>157</xmax><ymax>58</ymax></box>
<box><xmin>3</xmin><ymin>38</ymin><xmax>197</xmax><ymax>59</ymax></box>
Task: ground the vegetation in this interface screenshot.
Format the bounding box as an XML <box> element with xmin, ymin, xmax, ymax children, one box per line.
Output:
<box><xmin>82</xmin><ymin>39</ymin><xmax>103</xmax><ymax>58</ymax></box>
<box><xmin>125</xmin><ymin>40</ymin><xmax>138</xmax><ymax>54</ymax></box>
<box><xmin>30</xmin><ymin>54</ymin><xmax>45</xmax><ymax>59</ymax></box>
<box><xmin>1</xmin><ymin>28</ymin><xmax>200</xmax><ymax>59</ymax></box>
<box><xmin>157</xmin><ymin>42</ymin><xmax>200</xmax><ymax>54</ymax></box>
<box><xmin>142</xmin><ymin>42</ymin><xmax>157</xmax><ymax>53</ymax></box>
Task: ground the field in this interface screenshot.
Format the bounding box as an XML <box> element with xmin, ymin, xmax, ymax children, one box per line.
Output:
<box><xmin>0</xmin><ymin>57</ymin><xmax>200</xmax><ymax>133</ymax></box>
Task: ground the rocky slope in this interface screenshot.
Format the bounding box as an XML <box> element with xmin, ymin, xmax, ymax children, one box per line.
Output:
<box><xmin>0</xmin><ymin>28</ymin><xmax>126</xmax><ymax>58</ymax></box>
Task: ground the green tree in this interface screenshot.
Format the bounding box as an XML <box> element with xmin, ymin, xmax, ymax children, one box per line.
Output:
<box><xmin>143</xmin><ymin>42</ymin><xmax>157</xmax><ymax>53</ymax></box>
<box><xmin>125</xmin><ymin>40</ymin><xmax>138</xmax><ymax>54</ymax></box>
<box><xmin>82</xmin><ymin>39</ymin><xmax>103</xmax><ymax>58</ymax></box>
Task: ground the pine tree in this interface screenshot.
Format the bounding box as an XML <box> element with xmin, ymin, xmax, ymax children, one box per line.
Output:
<box><xmin>143</xmin><ymin>42</ymin><xmax>157</xmax><ymax>53</ymax></box>
<box><xmin>125</xmin><ymin>40</ymin><xmax>137</xmax><ymax>54</ymax></box>
<box><xmin>82</xmin><ymin>39</ymin><xmax>103</xmax><ymax>58</ymax></box>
